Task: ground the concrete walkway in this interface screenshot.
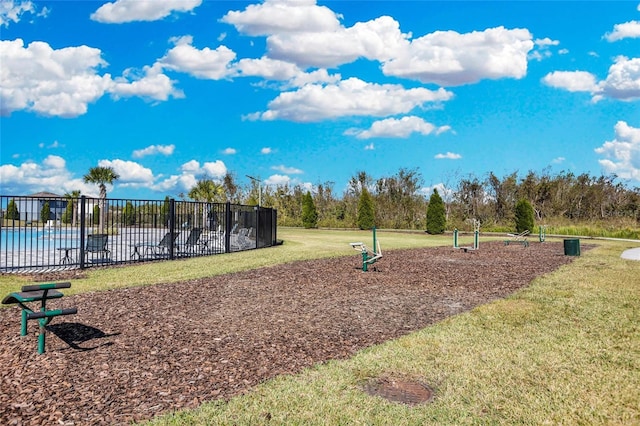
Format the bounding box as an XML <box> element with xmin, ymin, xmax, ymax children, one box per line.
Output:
<box><xmin>621</xmin><ymin>247</ymin><xmax>640</xmax><ymax>261</ymax></box>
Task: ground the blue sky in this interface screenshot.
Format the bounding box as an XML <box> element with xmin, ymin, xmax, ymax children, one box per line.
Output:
<box><xmin>1</xmin><ymin>0</ymin><xmax>639</xmax><ymax>200</ymax></box>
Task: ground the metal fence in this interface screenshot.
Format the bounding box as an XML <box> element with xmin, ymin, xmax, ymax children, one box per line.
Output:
<box><xmin>0</xmin><ymin>195</ymin><xmax>278</xmax><ymax>273</ymax></box>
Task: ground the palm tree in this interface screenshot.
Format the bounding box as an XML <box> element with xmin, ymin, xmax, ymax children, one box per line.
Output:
<box><xmin>188</xmin><ymin>178</ymin><xmax>225</xmax><ymax>202</ymax></box>
<box><xmin>188</xmin><ymin>178</ymin><xmax>225</xmax><ymax>229</ymax></box>
<box><xmin>83</xmin><ymin>166</ymin><xmax>119</xmax><ymax>232</ymax></box>
<box><xmin>64</xmin><ymin>190</ymin><xmax>81</xmax><ymax>226</ymax></box>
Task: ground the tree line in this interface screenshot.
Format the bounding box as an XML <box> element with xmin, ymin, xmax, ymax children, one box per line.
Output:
<box><xmin>12</xmin><ymin>165</ymin><xmax>637</xmax><ymax>232</ymax></box>
<box><xmin>259</xmin><ymin>168</ymin><xmax>640</xmax><ymax>231</ymax></box>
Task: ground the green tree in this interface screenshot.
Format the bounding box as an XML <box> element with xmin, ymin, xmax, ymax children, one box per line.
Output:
<box><xmin>64</xmin><ymin>190</ymin><xmax>81</xmax><ymax>226</ymax></box>
<box><xmin>61</xmin><ymin>200</ymin><xmax>73</xmax><ymax>224</ymax></box>
<box><xmin>426</xmin><ymin>188</ymin><xmax>446</xmax><ymax>234</ymax></box>
<box><xmin>123</xmin><ymin>201</ymin><xmax>136</xmax><ymax>226</ymax></box>
<box><xmin>83</xmin><ymin>166</ymin><xmax>119</xmax><ymax>231</ymax></box>
<box><xmin>40</xmin><ymin>201</ymin><xmax>51</xmax><ymax>224</ymax></box>
<box><xmin>160</xmin><ymin>196</ymin><xmax>171</xmax><ymax>227</ymax></box>
<box><xmin>301</xmin><ymin>191</ymin><xmax>318</xmax><ymax>228</ymax></box>
<box><xmin>188</xmin><ymin>178</ymin><xmax>225</xmax><ymax>202</ymax></box>
<box><xmin>6</xmin><ymin>199</ymin><xmax>19</xmax><ymax>220</ymax></box>
<box><xmin>357</xmin><ymin>187</ymin><xmax>375</xmax><ymax>230</ymax></box>
<box><xmin>515</xmin><ymin>198</ymin><xmax>535</xmax><ymax>233</ymax></box>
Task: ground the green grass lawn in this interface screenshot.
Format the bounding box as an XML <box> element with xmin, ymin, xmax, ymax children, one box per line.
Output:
<box><xmin>2</xmin><ymin>228</ymin><xmax>639</xmax><ymax>425</ymax></box>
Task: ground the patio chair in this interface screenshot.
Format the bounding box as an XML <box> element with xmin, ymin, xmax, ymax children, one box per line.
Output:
<box><xmin>131</xmin><ymin>231</ymin><xmax>180</xmax><ymax>259</ymax></box>
<box><xmin>85</xmin><ymin>234</ymin><xmax>110</xmax><ymax>263</ymax></box>
<box><xmin>178</xmin><ymin>228</ymin><xmax>203</xmax><ymax>255</ymax></box>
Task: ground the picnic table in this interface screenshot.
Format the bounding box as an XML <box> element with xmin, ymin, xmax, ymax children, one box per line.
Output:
<box><xmin>2</xmin><ymin>282</ymin><xmax>77</xmax><ymax>354</ymax></box>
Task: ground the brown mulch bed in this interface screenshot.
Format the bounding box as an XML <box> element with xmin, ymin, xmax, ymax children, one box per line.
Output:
<box><xmin>0</xmin><ymin>242</ymin><xmax>584</xmax><ymax>425</ymax></box>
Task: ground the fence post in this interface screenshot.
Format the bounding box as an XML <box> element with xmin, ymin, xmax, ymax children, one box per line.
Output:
<box><xmin>169</xmin><ymin>198</ymin><xmax>176</xmax><ymax>260</ymax></box>
<box><xmin>225</xmin><ymin>202</ymin><xmax>232</xmax><ymax>253</ymax></box>
<box><xmin>255</xmin><ymin>206</ymin><xmax>259</xmax><ymax>249</ymax></box>
<box><xmin>79</xmin><ymin>196</ymin><xmax>86</xmax><ymax>269</ymax></box>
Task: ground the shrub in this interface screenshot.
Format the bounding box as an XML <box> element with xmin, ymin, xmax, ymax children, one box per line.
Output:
<box><xmin>426</xmin><ymin>189</ymin><xmax>446</xmax><ymax>234</ymax></box>
<box><xmin>515</xmin><ymin>199</ymin><xmax>535</xmax><ymax>233</ymax></box>
<box><xmin>357</xmin><ymin>188</ymin><xmax>375</xmax><ymax>230</ymax></box>
<box><xmin>6</xmin><ymin>199</ymin><xmax>19</xmax><ymax>220</ymax></box>
<box><xmin>301</xmin><ymin>191</ymin><xmax>318</xmax><ymax>229</ymax></box>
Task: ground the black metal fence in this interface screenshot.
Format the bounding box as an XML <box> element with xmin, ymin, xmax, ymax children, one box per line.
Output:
<box><xmin>0</xmin><ymin>195</ymin><xmax>278</xmax><ymax>273</ymax></box>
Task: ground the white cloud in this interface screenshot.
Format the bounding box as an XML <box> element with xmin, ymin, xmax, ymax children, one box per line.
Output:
<box><xmin>110</xmin><ymin>63</ymin><xmax>184</xmax><ymax>101</ymax></box>
<box><xmin>552</xmin><ymin>157</ymin><xmax>565</xmax><ymax>164</ymax></box>
<box><xmin>528</xmin><ymin>37</ymin><xmax>560</xmax><ymax>61</ymax></box>
<box><xmin>382</xmin><ymin>26</ymin><xmax>534</xmax><ymax>86</ymax></box>
<box><xmin>0</xmin><ymin>39</ymin><xmax>111</xmax><ymax>117</ymax></box>
<box><xmin>97</xmin><ymin>159</ymin><xmax>154</xmax><ymax>185</ymax></box>
<box><xmin>349</xmin><ymin>116</ymin><xmax>451</xmax><ymax>139</ymax></box>
<box><xmin>365</xmin><ymin>143</ymin><xmax>375</xmax><ymax>150</ymax></box>
<box><xmin>132</xmin><ymin>144</ymin><xmax>175</xmax><ymax>158</ymax></box>
<box><xmin>223</xmin><ymin>147</ymin><xmax>237</xmax><ymax>155</ymax></box>
<box><xmin>221</xmin><ymin>0</ymin><xmax>341</xmax><ymax>37</ymax></box>
<box><xmin>91</xmin><ymin>0</ymin><xmax>202</xmax><ymax>23</ymax></box>
<box><xmin>153</xmin><ymin>159</ymin><xmax>228</xmax><ymax>194</ymax></box>
<box><xmin>0</xmin><ymin>155</ymin><xmax>94</xmax><ymax>195</ymax></box>
<box><xmin>264</xmin><ymin>174</ymin><xmax>291</xmax><ymax>186</ymax></box>
<box><xmin>158</xmin><ymin>36</ymin><xmax>237</xmax><ymax>80</ymax></box>
<box><xmin>0</xmin><ymin>39</ymin><xmax>182</xmax><ymax>117</ymax></box>
<box><xmin>595</xmin><ymin>121</ymin><xmax>640</xmax><ymax>181</ymax></box>
<box><xmin>261</xmin><ymin>147</ymin><xmax>272</xmax><ymax>154</ymax></box>
<box><xmin>599</xmin><ymin>56</ymin><xmax>640</xmax><ymax>101</ymax></box>
<box><xmin>225</xmin><ymin>2</ymin><xmax>533</xmax><ymax>86</ymax></box>
<box><xmin>419</xmin><ymin>183</ymin><xmax>454</xmax><ymax>200</ymax></box>
<box><xmin>542</xmin><ymin>70</ymin><xmax>599</xmax><ymax>92</ymax></box>
<box><xmin>544</xmin><ymin>57</ymin><xmax>640</xmax><ymax>102</ymax></box>
<box><xmin>272</xmin><ymin>165</ymin><xmax>303</xmax><ymax>174</ymax></box>
<box><xmin>266</xmin><ymin>15</ymin><xmax>409</xmax><ymax>68</ymax></box>
<box><xmin>234</xmin><ymin>56</ymin><xmax>340</xmax><ymax>87</ymax></box>
<box><xmin>253</xmin><ymin>77</ymin><xmax>453</xmax><ymax>122</ymax></box>
<box><xmin>434</xmin><ymin>152</ymin><xmax>461</xmax><ymax>160</ymax></box>
<box><xmin>605</xmin><ymin>20</ymin><xmax>640</xmax><ymax>42</ymax></box>
<box><xmin>0</xmin><ymin>0</ymin><xmax>34</xmax><ymax>26</ymax></box>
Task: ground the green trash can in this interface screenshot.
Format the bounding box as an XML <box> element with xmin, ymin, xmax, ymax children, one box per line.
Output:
<box><xmin>563</xmin><ymin>239</ymin><xmax>581</xmax><ymax>256</ymax></box>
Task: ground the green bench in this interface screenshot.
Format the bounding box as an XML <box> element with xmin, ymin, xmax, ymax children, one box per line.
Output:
<box><xmin>2</xmin><ymin>282</ymin><xmax>77</xmax><ymax>354</ymax></box>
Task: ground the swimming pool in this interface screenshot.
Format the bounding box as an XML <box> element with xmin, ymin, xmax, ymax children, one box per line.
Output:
<box><xmin>0</xmin><ymin>227</ymin><xmax>81</xmax><ymax>251</ymax></box>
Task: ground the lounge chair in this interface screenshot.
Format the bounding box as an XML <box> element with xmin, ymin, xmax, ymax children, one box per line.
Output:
<box><xmin>178</xmin><ymin>228</ymin><xmax>203</xmax><ymax>255</ymax></box>
<box><xmin>131</xmin><ymin>231</ymin><xmax>180</xmax><ymax>259</ymax></box>
<box><xmin>230</xmin><ymin>227</ymin><xmax>255</xmax><ymax>251</ymax></box>
<box><xmin>85</xmin><ymin>234</ymin><xmax>110</xmax><ymax>263</ymax></box>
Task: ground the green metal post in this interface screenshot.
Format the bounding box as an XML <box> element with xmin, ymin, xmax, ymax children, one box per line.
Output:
<box><xmin>539</xmin><ymin>225</ymin><xmax>546</xmax><ymax>243</ymax></box>
<box><xmin>474</xmin><ymin>229</ymin><xmax>479</xmax><ymax>250</ymax></box>
<box><xmin>372</xmin><ymin>227</ymin><xmax>377</xmax><ymax>255</ymax></box>
<box><xmin>21</xmin><ymin>310</ymin><xmax>28</xmax><ymax>336</ymax></box>
<box><xmin>361</xmin><ymin>250</ymin><xmax>368</xmax><ymax>272</ymax></box>
<box><xmin>37</xmin><ymin>319</ymin><xmax>46</xmax><ymax>354</ymax></box>
<box><xmin>453</xmin><ymin>228</ymin><xmax>458</xmax><ymax>248</ymax></box>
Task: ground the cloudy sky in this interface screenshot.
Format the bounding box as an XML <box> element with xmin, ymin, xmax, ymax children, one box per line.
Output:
<box><xmin>1</xmin><ymin>0</ymin><xmax>639</xmax><ymax>200</ymax></box>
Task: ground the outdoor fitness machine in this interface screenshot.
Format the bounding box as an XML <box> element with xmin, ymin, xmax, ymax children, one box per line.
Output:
<box><xmin>539</xmin><ymin>225</ymin><xmax>547</xmax><ymax>242</ymax></box>
<box><xmin>350</xmin><ymin>227</ymin><xmax>383</xmax><ymax>271</ymax></box>
<box><xmin>2</xmin><ymin>282</ymin><xmax>77</xmax><ymax>354</ymax></box>
<box><xmin>453</xmin><ymin>219</ymin><xmax>480</xmax><ymax>252</ymax></box>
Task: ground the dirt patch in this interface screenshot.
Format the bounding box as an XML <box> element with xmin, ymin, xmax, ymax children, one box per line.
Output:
<box><xmin>0</xmin><ymin>242</ymin><xmax>584</xmax><ymax>425</ymax></box>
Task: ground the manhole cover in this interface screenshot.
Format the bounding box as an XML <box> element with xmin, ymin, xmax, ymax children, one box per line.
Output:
<box><xmin>363</xmin><ymin>378</ymin><xmax>434</xmax><ymax>405</ymax></box>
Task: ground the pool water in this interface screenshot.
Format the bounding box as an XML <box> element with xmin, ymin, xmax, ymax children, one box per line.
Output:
<box><xmin>0</xmin><ymin>228</ymin><xmax>81</xmax><ymax>251</ymax></box>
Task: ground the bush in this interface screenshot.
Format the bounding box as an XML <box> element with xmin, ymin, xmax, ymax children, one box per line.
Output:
<box><xmin>40</xmin><ymin>202</ymin><xmax>51</xmax><ymax>224</ymax></box>
<box><xmin>515</xmin><ymin>199</ymin><xmax>535</xmax><ymax>233</ymax></box>
<box><xmin>357</xmin><ymin>188</ymin><xmax>375</xmax><ymax>230</ymax></box>
<box><xmin>301</xmin><ymin>191</ymin><xmax>318</xmax><ymax>229</ymax></box>
<box><xmin>426</xmin><ymin>189</ymin><xmax>446</xmax><ymax>234</ymax></box>
<box><xmin>6</xmin><ymin>199</ymin><xmax>19</xmax><ymax>220</ymax></box>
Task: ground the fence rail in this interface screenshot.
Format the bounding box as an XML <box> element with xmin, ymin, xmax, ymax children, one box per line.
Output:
<box><xmin>0</xmin><ymin>195</ymin><xmax>277</xmax><ymax>273</ymax></box>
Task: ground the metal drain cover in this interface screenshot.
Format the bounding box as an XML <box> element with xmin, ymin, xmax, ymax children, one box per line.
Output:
<box><xmin>363</xmin><ymin>378</ymin><xmax>434</xmax><ymax>405</ymax></box>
